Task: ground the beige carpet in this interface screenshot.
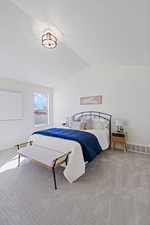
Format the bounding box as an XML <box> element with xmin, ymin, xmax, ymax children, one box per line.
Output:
<box><xmin>0</xmin><ymin>148</ymin><xmax>150</xmax><ymax>225</ymax></box>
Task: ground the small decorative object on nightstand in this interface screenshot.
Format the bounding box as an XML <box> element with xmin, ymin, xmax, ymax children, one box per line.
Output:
<box><xmin>115</xmin><ymin>120</ymin><xmax>125</xmax><ymax>132</ymax></box>
<box><xmin>62</xmin><ymin>117</ymin><xmax>70</xmax><ymax>127</ymax></box>
<box><xmin>112</xmin><ymin>131</ymin><xmax>128</xmax><ymax>152</ymax></box>
<box><xmin>62</xmin><ymin>122</ymin><xmax>67</xmax><ymax>127</ymax></box>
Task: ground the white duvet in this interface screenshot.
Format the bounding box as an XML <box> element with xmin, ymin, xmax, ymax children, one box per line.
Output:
<box><xmin>31</xmin><ymin>129</ymin><xmax>109</xmax><ymax>183</ymax></box>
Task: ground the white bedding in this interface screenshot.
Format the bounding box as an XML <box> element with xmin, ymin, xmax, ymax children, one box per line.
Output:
<box><xmin>30</xmin><ymin>128</ymin><xmax>109</xmax><ymax>183</ymax></box>
<box><xmin>85</xmin><ymin>129</ymin><xmax>109</xmax><ymax>150</ymax></box>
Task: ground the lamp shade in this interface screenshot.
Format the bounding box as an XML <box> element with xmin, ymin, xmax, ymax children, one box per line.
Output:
<box><xmin>115</xmin><ymin>120</ymin><xmax>124</xmax><ymax>127</ymax></box>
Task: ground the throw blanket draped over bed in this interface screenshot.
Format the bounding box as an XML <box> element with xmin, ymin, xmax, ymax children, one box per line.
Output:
<box><xmin>33</xmin><ymin>128</ymin><xmax>102</xmax><ymax>162</ymax></box>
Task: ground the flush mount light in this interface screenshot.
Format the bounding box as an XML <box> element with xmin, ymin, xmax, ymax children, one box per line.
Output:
<box><xmin>42</xmin><ymin>32</ymin><xmax>57</xmax><ymax>49</ymax></box>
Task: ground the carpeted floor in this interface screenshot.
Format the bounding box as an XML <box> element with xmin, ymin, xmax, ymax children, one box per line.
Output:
<box><xmin>0</xmin><ymin>148</ymin><xmax>150</xmax><ymax>225</ymax></box>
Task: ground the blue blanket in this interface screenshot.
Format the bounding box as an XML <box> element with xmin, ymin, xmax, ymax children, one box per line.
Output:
<box><xmin>33</xmin><ymin>128</ymin><xmax>102</xmax><ymax>162</ymax></box>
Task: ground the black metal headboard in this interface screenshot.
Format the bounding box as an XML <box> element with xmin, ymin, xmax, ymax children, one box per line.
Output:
<box><xmin>72</xmin><ymin>111</ymin><xmax>112</xmax><ymax>149</ymax></box>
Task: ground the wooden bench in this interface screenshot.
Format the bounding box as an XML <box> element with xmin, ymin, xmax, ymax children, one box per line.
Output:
<box><xmin>16</xmin><ymin>141</ymin><xmax>70</xmax><ymax>190</ymax></box>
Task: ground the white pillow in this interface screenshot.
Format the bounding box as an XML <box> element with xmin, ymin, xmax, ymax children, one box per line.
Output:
<box><xmin>71</xmin><ymin>121</ymin><xmax>81</xmax><ymax>130</ymax></box>
<box><xmin>92</xmin><ymin>119</ymin><xmax>108</xmax><ymax>130</ymax></box>
<box><xmin>80</xmin><ymin>119</ymin><xmax>87</xmax><ymax>130</ymax></box>
<box><xmin>85</xmin><ymin>118</ymin><xmax>93</xmax><ymax>130</ymax></box>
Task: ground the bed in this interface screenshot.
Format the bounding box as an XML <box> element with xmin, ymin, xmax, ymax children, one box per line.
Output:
<box><xmin>30</xmin><ymin>111</ymin><xmax>112</xmax><ymax>183</ymax></box>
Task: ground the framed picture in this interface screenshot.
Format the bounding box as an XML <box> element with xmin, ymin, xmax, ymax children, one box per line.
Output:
<box><xmin>80</xmin><ymin>95</ymin><xmax>102</xmax><ymax>105</ymax></box>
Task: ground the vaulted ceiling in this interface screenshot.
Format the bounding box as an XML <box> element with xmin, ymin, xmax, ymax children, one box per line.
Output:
<box><xmin>0</xmin><ymin>0</ymin><xmax>150</xmax><ymax>86</ymax></box>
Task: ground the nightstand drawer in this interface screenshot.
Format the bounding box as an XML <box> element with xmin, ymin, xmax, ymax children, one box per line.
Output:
<box><xmin>112</xmin><ymin>136</ymin><xmax>126</xmax><ymax>143</ymax></box>
<box><xmin>112</xmin><ymin>131</ymin><xmax>128</xmax><ymax>152</ymax></box>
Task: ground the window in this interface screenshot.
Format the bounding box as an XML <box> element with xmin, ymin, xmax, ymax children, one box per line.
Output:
<box><xmin>33</xmin><ymin>93</ymin><xmax>49</xmax><ymax>126</ymax></box>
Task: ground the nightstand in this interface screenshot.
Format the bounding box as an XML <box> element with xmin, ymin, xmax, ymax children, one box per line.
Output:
<box><xmin>112</xmin><ymin>131</ymin><xmax>128</xmax><ymax>152</ymax></box>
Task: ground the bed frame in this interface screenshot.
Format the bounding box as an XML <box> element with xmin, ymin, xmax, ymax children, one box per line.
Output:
<box><xmin>72</xmin><ymin>111</ymin><xmax>112</xmax><ymax>149</ymax></box>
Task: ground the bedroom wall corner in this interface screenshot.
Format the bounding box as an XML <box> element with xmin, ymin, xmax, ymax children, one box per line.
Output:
<box><xmin>0</xmin><ymin>79</ymin><xmax>53</xmax><ymax>151</ymax></box>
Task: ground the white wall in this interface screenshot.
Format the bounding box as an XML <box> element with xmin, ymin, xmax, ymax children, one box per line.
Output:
<box><xmin>0</xmin><ymin>79</ymin><xmax>53</xmax><ymax>151</ymax></box>
<box><xmin>54</xmin><ymin>65</ymin><xmax>150</xmax><ymax>146</ymax></box>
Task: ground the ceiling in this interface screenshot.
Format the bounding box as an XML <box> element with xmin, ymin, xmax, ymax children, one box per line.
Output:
<box><xmin>0</xmin><ymin>0</ymin><xmax>150</xmax><ymax>86</ymax></box>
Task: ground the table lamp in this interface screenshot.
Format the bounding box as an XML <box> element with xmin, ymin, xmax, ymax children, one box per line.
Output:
<box><xmin>116</xmin><ymin>120</ymin><xmax>124</xmax><ymax>132</ymax></box>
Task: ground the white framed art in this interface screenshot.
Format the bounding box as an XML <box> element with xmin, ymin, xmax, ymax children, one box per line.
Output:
<box><xmin>80</xmin><ymin>95</ymin><xmax>102</xmax><ymax>105</ymax></box>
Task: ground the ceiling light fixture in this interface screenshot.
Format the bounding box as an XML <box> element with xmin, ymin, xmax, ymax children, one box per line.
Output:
<box><xmin>42</xmin><ymin>32</ymin><xmax>57</xmax><ymax>49</ymax></box>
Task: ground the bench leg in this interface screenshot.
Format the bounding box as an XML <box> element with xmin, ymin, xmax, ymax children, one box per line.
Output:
<box><xmin>65</xmin><ymin>154</ymin><xmax>69</xmax><ymax>166</ymax></box>
<box><xmin>52</xmin><ymin>167</ymin><xmax>57</xmax><ymax>190</ymax></box>
<box><xmin>65</xmin><ymin>159</ymin><xmax>68</xmax><ymax>166</ymax></box>
<box><xmin>18</xmin><ymin>154</ymin><xmax>20</xmax><ymax>168</ymax></box>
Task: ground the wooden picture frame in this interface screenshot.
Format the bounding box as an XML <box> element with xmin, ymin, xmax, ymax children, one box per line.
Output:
<box><xmin>80</xmin><ymin>96</ymin><xmax>102</xmax><ymax>105</ymax></box>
